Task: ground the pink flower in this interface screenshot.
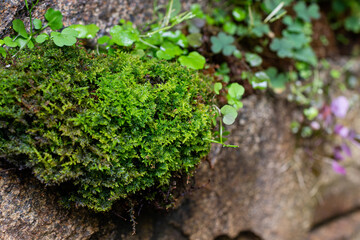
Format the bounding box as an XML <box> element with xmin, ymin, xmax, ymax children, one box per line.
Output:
<box><xmin>310</xmin><ymin>121</ymin><xmax>321</xmax><ymax>130</ymax></box>
<box><xmin>334</xmin><ymin>124</ymin><xmax>350</xmax><ymax>138</ymax></box>
<box><xmin>332</xmin><ymin>161</ymin><xmax>346</xmax><ymax>175</ymax></box>
<box><xmin>331</xmin><ymin>96</ymin><xmax>349</xmax><ymax>118</ymax></box>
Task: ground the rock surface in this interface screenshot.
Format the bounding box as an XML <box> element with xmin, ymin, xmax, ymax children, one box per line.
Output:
<box><xmin>0</xmin><ymin>0</ymin><xmax>204</xmax><ymax>38</ymax></box>
<box><xmin>1</xmin><ymin>1</ymin><xmax>360</xmax><ymax>239</ymax></box>
<box><xmin>0</xmin><ymin>168</ymin><xmax>99</xmax><ymax>240</ymax></box>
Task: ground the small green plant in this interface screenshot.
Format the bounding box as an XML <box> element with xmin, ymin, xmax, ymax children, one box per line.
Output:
<box><xmin>0</xmin><ymin>43</ymin><xmax>214</xmax><ymax>211</ymax></box>
<box><xmin>210</xmin><ymin>32</ymin><xmax>237</xmax><ymax>56</ymax></box>
<box><xmin>270</xmin><ymin>2</ymin><xmax>320</xmax><ymax>66</ymax></box>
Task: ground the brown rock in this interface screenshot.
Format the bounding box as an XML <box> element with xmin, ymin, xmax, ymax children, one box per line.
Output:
<box><xmin>0</xmin><ymin>0</ymin><xmax>205</xmax><ymax>38</ymax></box>
<box><xmin>0</xmin><ymin>168</ymin><xmax>99</xmax><ymax>240</ymax></box>
<box><xmin>309</xmin><ymin>210</ymin><xmax>360</xmax><ymax>240</ymax></box>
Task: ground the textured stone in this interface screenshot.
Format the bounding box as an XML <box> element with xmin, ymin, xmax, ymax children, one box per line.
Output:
<box><xmin>0</xmin><ymin>0</ymin><xmax>205</xmax><ymax>38</ymax></box>
<box><xmin>1</xmin><ymin>1</ymin><xmax>360</xmax><ymax>239</ymax></box>
<box><xmin>0</xmin><ymin>168</ymin><xmax>98</xmax><ymax>240</ymax></box>
<box><xmin>309</xmin><ymin>210</ymin><xmax>360</xmax><ymax>240</ymax></box>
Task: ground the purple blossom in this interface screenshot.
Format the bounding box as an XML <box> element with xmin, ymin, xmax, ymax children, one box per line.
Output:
<box><xmin>334</xmin><ymin>124</ymin><xmax>350</xmax><ymax>138</ymax></box>
<box><xmin>341</xmin><ymin>143</ymin><xmax>352</xmax><ymax>157</ymax></box>
<box><xmin>348</xmin><ymin>130</ymin><xmax>360</xmax><ymax>147</ymax></box>
<box><xmin>333</xmin><ymin>146</ymin><xmax>344</xmax><ymax>161</ymax></box>
<box><xmin>331</xmin><ymin>96</ymin><xmax>349</xmax><ymax>118</ymax></box>
<box><xmin>310</xmin><ymin>121</ymin><xmax>321</xmax><ymax>130</ymax></box>
<box><xmin>332</xmin><ymin>161</ymin><xmax>346</xmax><ymax>175</ymax></box>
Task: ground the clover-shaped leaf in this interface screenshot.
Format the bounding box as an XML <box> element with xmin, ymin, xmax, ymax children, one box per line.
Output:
<box><xmin>45</xmin><ymin>8</ymin><xmax>63</xmax><ymax>30</ymax></box>
<box><xmin>270</xmin><ymin>38</ymin><xmax>293</xmax><ymax>58</ymax></box>
<box><xmin>51</xmin><ymin>28</ymin><xmax>78</xmax><ymax>47</ymax></box>
<box><xmin>245</xmin><ymin>53</ymin><xmax>262</xmax><ymax>67</ymax></box>
<box><xmin>13</xmin><ymin>19</ymin><xmax>28</xmax><ymax>38</ymax></box>
<box><xmin>294</xmin><ymin>2</ymin><xmax>320</xmax><ymax>22</ymax></box>
<box><xmin>345</xmin><ymin>16</ymin><xmax>360</xmax><ymax>33</ymax></box>
<box><xmin>266</xmin><ymin>67</ymin><xmax>288</xmax><ymax>90</ymax></box>
<box><xmin>210</xmin><ymin>32</ymin><xmax>236</xmax><ymax>56</ymax></box>
<box><xmin>68</xmin><ymin>24</ymin><xmax>99</xmax><ymax>39</ymax></box>
<box><xmin>221</xmin><ymin>105</ymin><xmax>238</xmax><ymax>125</ymax></box>
<box><xmin>293</xmin><ymin>47</ymin><xmax>317</xmax><ymax>65</ymax></box>
<box><xmin>251</xmin><ymin>21</ymin><xmax>270</xmax><ymax>37</ymax></box>
<box><xmin>178</xmin><ymin>51</ymin><xmax>205</xmax><ymax>70</ymax></box>
<box><xmin>33</xmin><ymin>19</ymin><xmax>42</xmax><ymax>30</ymax></box>
<box><xmin>110</xmin><ymin>25</ymin><xmax>139</xmax><ymax>47</ymax></box>
<box><xmin>228</xmin><ymin>83</ymin><xmax>245</xmax><ymax>100</ymax></box>
<box><xmin>282</xmin><ymin>31</ymin><xmax>308</xmax><ymax>49</ymax></box>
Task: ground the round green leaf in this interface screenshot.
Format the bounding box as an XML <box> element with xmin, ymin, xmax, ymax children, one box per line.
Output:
<box><xmin>156</xmin><ymin>41</ymin><xmax>183</xmax><ymax>60</ymax></box>
<box><xmin>233</xmin><ymin>49</ymin><xmax>242</xmax><ymax>59</ymax></box>
<box><xmin>228</xmin><ymin>83</ymin><xmax>245</xmax><ymax>100</ymax></box>
<box><xmin>69</xmin><ymin>24</ymin><xmax>99</xmax><ymax>39</ymax></box>
<box><xmin>221</xmin><ymin>105</ymin><xmax>238</xmax><ymax>125</ymax></box>
<box><xmin>214</xmin><ymin>82</ymin><xmax>222</xmax><ymax>94</ymax></box>
<box><xmin>110</xmin><ymin>25</ymin><xmax>139</xmax><ymax>47</ymax></box>
<box><xmin>304</xmin><ymin>107</ymin><xmax>318</xmax><ymax>120</ymax></box>
<box><xmin>178</xmin><ymin>51</ymin><xmax>206</xmax><ymax>70</ymax></box>
<box><xmin>97</xmin><ymin>36</ymin><xmax>110</xmax><ymax>45</ymax></box>
<box><xmin>187</xmin><ymin>33</ymin><xmax>202</xmax><ymax>48</ymax></box>
<box><xmin>4</xmin><ymin>37</ymin><xmax>18</xmax><ymax>47</ymax></box>
<box><xmin>223</xmin><ymin>22</ymin><xmax>237</xmax><ymax>35</ymax></box>
<box><xmin>33</xmin><ymin>19</ymin><xmax>42</xmax><ymax>30</ymax></box>
<box><xmin>45</xmin><ymin>8</ymin><xmax>63</xmax><ymax>30</ymax></box>
<box><xmin>35</xmin><ymin>33</ymin><xmax>49</xmax><ymax>43</ymax></box>
<box><xmin>245</xmin><ymin>53</ymin><xmax>263</xmax><ymax>67</ymax></box>
<box><xmin>253</xmin><ymin>71</ymin><xmax>270</xmax><ymax>83</ymax></box>
<box><xmin>51</xmin><ymin>28</ymin><xmax>78</xmax><ymax>47</ymax></box>
<box><xmin>232</xmin><ymin>7</ymin><xmax>246</xmax><ymax>21</ymax></box>
<box><xmin>13</xmin><ymin>19</ymin><xmax>28</xmax><ymax>38</ymax></box>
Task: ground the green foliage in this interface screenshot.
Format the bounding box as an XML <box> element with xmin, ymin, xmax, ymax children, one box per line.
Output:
<box><xmin>50</xmin><ymin>28</ymin><xmax>78</xmax><ymax>47</ymax></box>
<box><xmin>221</xmin><ymin>105</ymin><xmax>238</xmax><ymax>125</ymax></box>
<box><xmin>44</xmin><ymin>8</ymin><xmax>63</xmax><ymax>30</ymax></box>
<box><xmin>270</xmin><ymin>11</ymin><xmax>318</xmax><ymax>66</ymax></box>
<box><xmin>215</xmin><ymin>63</ymin><xmax>230</xmax><ymax>83</ymax></box>
<box><xmin>293</xmin><ymin>2</ymin><xmax>320</xmax><ymax>22</ymax></box>
<box><xmin>178</xmin><ymin>51</ymin><xmax>206</xmax><ymax>69</ymax></box>
<box><xmin>227</xmin><ymin>83</ymin><xmax>245</xmax><ymax>110</ymax></box>
<box><xmin>0</xmin><ymin>43</ymin><xmax>213</xmax><ymax>211</ymax></box>
<box><xmin>232</xmin><ymin>8</ymin><xmax>246</xmax><ymax>22</ymax></box>
<box><xmin>265</xmin><ymin>67</ymin><xmax>288</xmax><ymax>90</ymax></box>
<box><xmin>110</xmin><ymin>24</ymin><xmax>139</xmax><ymax>47</ymax></box>
<box><xmin>210</xmin><ymin>32</ymin><xmax>236</xmax><ymax>56</ymax></box>
<box><xmin>214</xmin><ymin>82</ymin><xmax>222</xmax><ymax>94</ymax></box>
<box><xmin>245</xmin><ymin>52</ymin><xmax>262</xmax><ymax>67</ymax></box>
<box><xmin>68</xmin><ymin>24</ymin><xmax>100</xmax><ymax>39</ymax></box>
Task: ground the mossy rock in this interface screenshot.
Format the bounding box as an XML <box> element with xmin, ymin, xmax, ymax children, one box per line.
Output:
<box><xmin>0</xmin><ymin>44</ymin><xmax>213</xmax><ymax>211</ymax></box>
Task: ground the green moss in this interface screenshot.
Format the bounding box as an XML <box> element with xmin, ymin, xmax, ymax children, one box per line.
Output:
<box><xmin>0</xmin><ymin>43</ymin><xmax>213</xmax><ymax>211</ymax></box>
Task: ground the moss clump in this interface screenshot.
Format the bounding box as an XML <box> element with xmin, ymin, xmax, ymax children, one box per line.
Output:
<box><xmin>0</xmin><ymin>43</ymin><xmax>213</xmax><ymax>211</ymax></box>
